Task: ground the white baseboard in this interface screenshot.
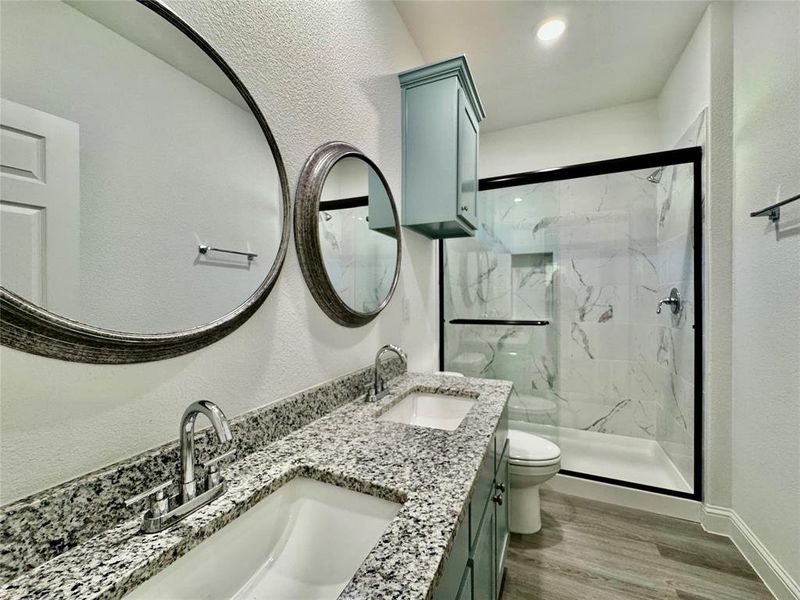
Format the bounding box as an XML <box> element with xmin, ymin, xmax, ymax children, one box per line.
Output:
<box><xmin>702</xmin><ymin>504</ymin><xmax>799</xmax><ymax>600</ymax></box>
<box><xmin>543</xmin><ymin>473</ymin><xmax>702</xmax><ymax>521</ymax></box>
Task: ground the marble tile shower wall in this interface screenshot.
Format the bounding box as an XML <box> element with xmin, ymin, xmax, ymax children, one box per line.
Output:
<box><xmin>653</xmin><ymin>110</ymin><xmax>706</xmax><ymax>486</ymax></box>
<box><xmin>320</xmin><ymin>210</ymin><xmax>356</xmax><ymax>300</ymax></box>
<box><xmin>443</xmin><ymin>190</ymin><xmax>559</xmax><ymax>401</ymax></box>
<box><xmin>445</xmin><ymin>165</ymin><xmax>696</xmax><ymax>463</ymax></box>
<box><xmin>653</xmin><ymin>162</ymin><xmax>696</xmax><ymax>484</ymax></box>
<box><xmin>550</xmin><ymin>173</ymin><xmax>665</xmax><ymax>439</ymax></box>
<box><xmin>318</xmin><ymin>207</ymin><xmax>395</xmax><ymax>311</ymax></box>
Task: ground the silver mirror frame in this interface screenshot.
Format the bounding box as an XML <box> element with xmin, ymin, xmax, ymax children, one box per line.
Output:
<box><xmin>0</xmin><ymin>0</ymin><xmax>291</xmax><ymax>364</ymax></box>
<box><xmin>294</xmin><ymin>141</ymin><xmax>401</xmax><ymax>327</ymax></box>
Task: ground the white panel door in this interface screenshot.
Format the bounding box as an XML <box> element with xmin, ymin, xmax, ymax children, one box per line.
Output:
<box><xmin>0</xmin><ymin>98</ymin><xmax>80</xmax><ymax>315</ymax></box>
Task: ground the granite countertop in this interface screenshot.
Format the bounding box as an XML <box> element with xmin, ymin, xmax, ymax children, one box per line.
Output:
<box><xmin>0</xmin><ymin>373</ymin><xmax>511</xmax><ymax>600</ymax></box>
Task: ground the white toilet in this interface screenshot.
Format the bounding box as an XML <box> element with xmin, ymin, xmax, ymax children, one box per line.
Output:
<box><xmin>507</xmin><ymin>428</ymin><xmax>561</xmax><ymax>534</ymax></box>
<box><xmin>430</xmin><ymin>371</ymin><xmax>561</xmax><ymax>533</ymax></box>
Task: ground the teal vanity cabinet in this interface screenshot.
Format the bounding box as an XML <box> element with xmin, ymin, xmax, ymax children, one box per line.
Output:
<box><xmin>433</xmin><ymin>405</ymin><xmax>509</xmax><ymax>600</ymax></box>
<box><xmin>399</xmin><ymin>56</ymin><xmax>485</xmax><ymax>239</ymax></box>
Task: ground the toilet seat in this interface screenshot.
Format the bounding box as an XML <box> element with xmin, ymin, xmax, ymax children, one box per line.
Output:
<box><xmin>510</xmin><ymin>457</ymin><xmax>561</xmax><ymax>469</ymax></box>
<box><xmin>508</xmin><ymin>429</ymin><xmax>561</xmax><ymax>466</ymax></box>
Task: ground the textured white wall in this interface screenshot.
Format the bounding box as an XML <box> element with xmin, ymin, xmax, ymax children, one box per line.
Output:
<box><xmin>657</xmin><ymin>9</ymin><xmax>711</xmax><ymax>148</ymax></box>
<box><xmin>703</xmin><ymin>2</ymin><xmax>735</xmax><ymax>512</ymax></box>
<box><xmin>479</xmin><ymin>100</ymin><xmax>661</xmax><ymax>177</ymax></box>
<box><xmin>731</xmin><ymin>0</ymin><xmax>800</xmax><ymax>585</ymax></box>
<box><xmin>0</xmin><ymin>0</ymin><xmax>434</xmax><ymax>504</ymax></box>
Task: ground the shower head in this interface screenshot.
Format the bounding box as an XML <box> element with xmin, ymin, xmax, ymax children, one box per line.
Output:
<box><xmin>647</xmin><ymin>167</ymin><xmax>664</xmax><ymax>184</ymax></box>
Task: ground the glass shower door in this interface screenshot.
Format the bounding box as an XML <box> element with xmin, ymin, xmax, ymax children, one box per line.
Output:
<box><xmin>442</xmin><ymin>149</ymin><xmax>701</xmax><ymax>499</ymax></box>
<box><xmin>442</xmin><ymin>181</ymin><xmax>563</xmax><ymax>447</ymax></box>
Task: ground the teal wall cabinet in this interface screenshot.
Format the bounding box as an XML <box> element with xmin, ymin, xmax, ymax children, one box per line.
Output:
<box><xmin>433</xmin><ymin>404</ymin><xmax>509</xmax><ymax>600</ymax></box>
<box><xmin>399</xmin><ymin>56</ymin><xmax>486</xmax><ymax>239</ymax></box>
<box><xmin>368</xmin><ymin>168</ymin><xmax>398</xmax><ymax>238</ymax></box>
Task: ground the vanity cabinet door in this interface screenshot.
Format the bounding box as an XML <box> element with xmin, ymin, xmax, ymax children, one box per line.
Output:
<box><xmin>433</xmin><ymin>515</ymin><xmax>470</xmax><ymax>600</ymax></box>
<box><xmin>429</xmin><ymin>398</ymin><xmax>510</xmax><ymax>600</ymax></box>
<box><xmin>456</xmin><ymin>89</ymin><xmax>479</xmax><ymax>231</ymax></box>
<box><xmin>472</xmin><ymin>503</ymin><xmax>496</xmax><ymax>600</ymax></box>
<box><xmin>494</xmin><ymin>446</ymin><xmax>510</xmax><ymax>598</ymax></box>
<box><xmin>493</xmin><ymin>404</ymin><xmax>509</xmax><ymax>474</ymax></box>
<box><xmin>470</xmin><ymin>447</ymin><xmax>495</xmax><ymax>548</ymax></box>
<box><xmin>456</xmin><ymin>565</ymin><xmax>473</xmax><ymax>600</ymax></box>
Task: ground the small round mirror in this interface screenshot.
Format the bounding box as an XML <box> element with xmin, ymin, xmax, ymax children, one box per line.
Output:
<box><xmin>295</xmin><ymin>142</ymin><xmax>401</xmax><ymax>327</ymax></box>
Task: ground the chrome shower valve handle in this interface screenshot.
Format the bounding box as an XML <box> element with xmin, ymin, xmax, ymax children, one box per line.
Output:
<box><xmin>657</xmin><ymin>288</ymin><xmax>682</xmax><ymax>315</ymax></box>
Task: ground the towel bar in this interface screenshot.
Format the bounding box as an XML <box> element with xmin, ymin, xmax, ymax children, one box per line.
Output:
<box><xmin>750</xmin><ymin>192</ymin><xmax>800</xmax><ymax>222</ymax></box>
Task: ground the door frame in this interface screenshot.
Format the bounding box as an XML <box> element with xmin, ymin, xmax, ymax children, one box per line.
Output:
<box><xmin>438</xmin><ymin>146</ymin><xmax>704</xmax><ymax>502</ymax></box>
<box><xmin>0</xmin><ymin>98</ymin><xmax>81</xmax><ymax>316</ymax></box>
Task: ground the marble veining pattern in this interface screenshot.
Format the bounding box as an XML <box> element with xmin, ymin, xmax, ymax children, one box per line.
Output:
<box><xmin>445</xmin><ymin>127</ymin><xmax>701</xmax><ymax>484</ymax></box>
<box><xmin>0</xmin><ymin>359</ymin><xmax>405</xmax><ymax>584</ymax></box>
<box><xmin>652</xmin><ymin>109</ymin><xmax>705</xmax><ymax>485</ymax></box>
<box><xmin>0</xmin><ymin>373</ymin><xmax>512</xmax><ymax>600</ymax></box>
<box><xmin>318</xmin><ymin>205</ymin><xmax>397</xmax><ymax>314</ymax></box>
<box><xmin>446</xmin><ymin>171</ymin><xmax>667</xmax><ymax>441</ymax></box>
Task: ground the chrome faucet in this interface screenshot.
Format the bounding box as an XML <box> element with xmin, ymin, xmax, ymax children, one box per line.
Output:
<box><xmin>369</xmin><ymin>344</ymin><xmax>407</xmax><ymax>402</ymax></box>
<box><xmin>180</xmin><ymin>400</ymin><xmax>232</xmax><ymax>502</ymax></box>
<box><xmin>126</xmin><ymin>400</ymin><xmax>236</xmax><ymax>533</ymax></box>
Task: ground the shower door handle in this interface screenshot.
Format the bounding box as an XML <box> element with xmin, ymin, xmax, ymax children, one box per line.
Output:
<box><xmin>657</xmin><ymin>288</ymin><xmax>682</xmax><ymax>315</ymax></box>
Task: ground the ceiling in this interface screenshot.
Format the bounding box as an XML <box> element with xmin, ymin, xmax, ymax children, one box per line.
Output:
<box><xmin>394</xmin><ymin>1</ymin><xmax>709</xmax><ymax>132</ymax></box>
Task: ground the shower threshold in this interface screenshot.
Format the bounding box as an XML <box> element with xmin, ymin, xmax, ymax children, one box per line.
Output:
<box><xmin>513</xmin><ymin>421</ymin><xmax>692</xmax><ymax>494</ymax></box>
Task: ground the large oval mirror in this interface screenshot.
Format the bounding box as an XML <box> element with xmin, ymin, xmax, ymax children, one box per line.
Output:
<box><xmin>0</xmin><ymin>0</ymin><xmax>290</xmax><ymax>362</ymax></box>
<box><xmin>295</xmin><ymin>142</ymin><xmax>401</xmax><ymax>327</ymax></box>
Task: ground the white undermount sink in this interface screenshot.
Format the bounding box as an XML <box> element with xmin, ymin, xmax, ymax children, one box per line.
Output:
<box><xmin>125</xmin><ymin>477</ymin><xmax>401</xmax><ymax>600</ymax></box>
<box><xmin>377</xmin><ymin>392</ymin><xmax>476</xmax><ymax>431</ymax></box>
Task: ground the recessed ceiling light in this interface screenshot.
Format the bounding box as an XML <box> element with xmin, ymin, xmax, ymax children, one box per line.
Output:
<box><xmin>536</xmin><ymin>18</ymin><xmax>566</xmax><ymax>42</ymax></box>
<box><xmin>514</xmin><ymin>197</ymin><xmax>523</xmax><ymax>203</ymax></box>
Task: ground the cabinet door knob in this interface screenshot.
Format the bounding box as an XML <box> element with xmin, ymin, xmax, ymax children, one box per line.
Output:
<box><xmin>492</xmin><ymin>493</ymin><xmax>503</xmax><ymax>506</ymax></box>
<box><xmin>495</xmin><ymin>483</ymin><xmax>506</xmax><ymax>493</ymax></box>
<box><xmin>461</xmin><ymin>205</ymin><xmax>469</xmax><ymax>212</ymax></box>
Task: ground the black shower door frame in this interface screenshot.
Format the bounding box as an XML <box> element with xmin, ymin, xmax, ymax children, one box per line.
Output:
<box><xmin>438</xmin><ymin>146</ymin><xmax>704</xmax><ymax>501</ymax></box>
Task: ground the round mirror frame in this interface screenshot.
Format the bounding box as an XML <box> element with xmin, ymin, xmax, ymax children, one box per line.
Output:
<box><xmin>294</xmin><ymin>141</ymin><xmax>401</xmax><ymax>327</ymax></box>
<box><xmin>0</xmin><ymin>0</ymin><xmax>291</xmax><ymax>364</ymax></box>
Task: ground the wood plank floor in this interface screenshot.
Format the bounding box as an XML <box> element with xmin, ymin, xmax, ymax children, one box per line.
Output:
<box><xmin>501</xmin><ymin>490</ymin><xmax>773</xmax><ymax>600</ymax></box>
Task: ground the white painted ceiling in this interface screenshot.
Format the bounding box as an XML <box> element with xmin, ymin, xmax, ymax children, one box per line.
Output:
<box><xmin>394</xmin><ymin>1</ymin><xmax>709</xmax><ymax>132</ymax></box>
